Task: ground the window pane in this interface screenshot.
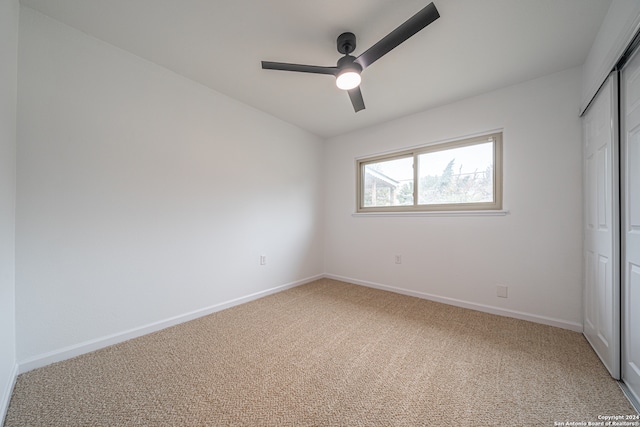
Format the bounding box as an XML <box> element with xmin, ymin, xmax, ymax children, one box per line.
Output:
<box><xmin>356</xmin><ymin>132</ymin><xmax>501</xmax><ymax>213</ymax></box>
<box><xmin>417</xmin><ymin>142</ymin><xmax>494</xmax><ymax>205</ymax></box>
<box><xmin>362</xmin><ymin>157</ymin><xmax>413</xmax><ymax>207</ymax></box>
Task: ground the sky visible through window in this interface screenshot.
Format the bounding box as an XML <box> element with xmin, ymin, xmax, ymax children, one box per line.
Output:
<box><xmin>369</xmin><ymin>142</ymin><xmax>493</xmax><ymax>183</ymax></box>
<box><xmin>420</xmin><ymin>142</ymin><xmax>493</xmax><ymax>177</ymax></box>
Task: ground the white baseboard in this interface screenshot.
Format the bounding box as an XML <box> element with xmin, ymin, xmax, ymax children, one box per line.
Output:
<box><xmin>324</xmin><ymin>274</ymin><xmax>583</xmax><ymax>333</ymax></box>
<box><xmin>17</xmin><ymin>272</ymin><xmax>583</xmax><ymax>375</ymax></box>
<box><xmin>18</xmin><ymin>274</ymin><xmax>323</xmax><ymax>374</ymax></box>
<box><xmin>618</xmin><ymin>381</ymin><xmax>640</xmax><ymax>414</ymax></box>
<box><xmin>0</xmin><ymin>362</ymin><xmax>19</xmax><ymax>426</ymax></box>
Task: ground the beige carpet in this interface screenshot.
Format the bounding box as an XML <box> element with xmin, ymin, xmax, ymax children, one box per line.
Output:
<box><xmin>4</xmin><ymin>279</ymin><xmax>637</xmax><ymax>426</ymax></box>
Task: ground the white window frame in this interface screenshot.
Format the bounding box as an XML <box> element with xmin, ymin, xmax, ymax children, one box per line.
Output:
<box><xmin>356</xmin><ymin>132</ymin><xmax>503</xmax><ymax>213</ymax></box>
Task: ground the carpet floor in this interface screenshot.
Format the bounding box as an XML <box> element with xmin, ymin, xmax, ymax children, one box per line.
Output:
<box><xmin>4</xmin><ymin>278</ymin><xmax>637</xmax><ymax>426</ymax></box>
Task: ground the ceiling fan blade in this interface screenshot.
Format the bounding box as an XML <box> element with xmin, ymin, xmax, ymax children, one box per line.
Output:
<box><xmin>261</xmin><ymin>61</ymin><xmax>338</xmax><ymax>75</ymax></box>
<box><xmin>348</xmin><ymin>87</ymin><xmax>365</xmax><ymax>112</ymax></box>
<box><xmin>355</xmin><ymin>2</ymin><xmax>440</xmax><ymax>70</ymax></box>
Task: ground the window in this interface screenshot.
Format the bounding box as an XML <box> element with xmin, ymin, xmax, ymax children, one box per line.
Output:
<box><xmin>357</xmin><ymin>132</ymin><xmax>502</xmax><ymax>212</ymax></box>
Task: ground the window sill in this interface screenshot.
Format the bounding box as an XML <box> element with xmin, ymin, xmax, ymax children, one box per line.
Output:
<box><xmin>352</xmin><ymin>210</ymin><xmax>510</xmax><ymax>217</ymax></box>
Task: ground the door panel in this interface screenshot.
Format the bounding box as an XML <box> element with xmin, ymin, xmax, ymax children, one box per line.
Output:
<box><xmin>582</xmin><ymin>75</ymin><xmax>620</xmax><ymax>379</ymax></box>
<box><xmin>597</xmin><ymin>144</ymin><xmax>610</xmax><ymax>230</ymax></box>
<box><xmin>597</xmin><ymin>255</ymin><xmax>611</xmax><ymax>347</ymax></box>
<box><xmin>628</xmin><ymin>265</ymin><xmax>640</xmax><ymax>379</ymax></box>
<box><xmin>629</xmin><ymin>127</ymin><xmax>640</xmax><ymax>228</ymax></box>
<box><xmin>622</xmin><ymin>49</ymin><xmax>640</xmax><ymax>401</ymax></box>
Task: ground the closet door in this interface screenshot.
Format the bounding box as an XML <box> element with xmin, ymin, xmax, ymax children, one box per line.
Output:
<box><xmin>621</xmin><ymin>48</ymin><xmax>640</xmax><ymax>403</ymax></box>
<box><xmin>582</xmin><ymin>74</ymin><xmax>620</xmax><ymax>379</ymax></box>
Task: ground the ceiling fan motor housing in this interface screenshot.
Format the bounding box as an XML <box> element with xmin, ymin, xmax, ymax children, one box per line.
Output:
<box><xmin>337</xmin><ymin>55</ymin><xmax>362</xmax><ymax>73</ymax></box>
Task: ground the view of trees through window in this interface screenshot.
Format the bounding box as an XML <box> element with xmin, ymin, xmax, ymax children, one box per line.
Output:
<box><xmin>359</xmin><ymin>134</ymin><xmax>501</xmax><ymax>211</ymax></box>
<box><xmin>363</xmin><ymin>157</ymin><xmax>412</xmax><ymax>207</ymax></box>
<box><xmin>417</xmin><ymin>142</ymin><xmax>493</xmax><ymax>205</ymax></box>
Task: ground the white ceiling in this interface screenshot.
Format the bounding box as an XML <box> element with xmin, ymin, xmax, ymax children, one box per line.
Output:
<box><xmin>20</xmin><ymin>0</ymin><xmax>611</xmax><ymax>138</ymax></box>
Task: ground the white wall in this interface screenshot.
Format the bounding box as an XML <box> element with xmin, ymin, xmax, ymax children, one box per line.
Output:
<box><xmin>0</xmin><ymin>0</ymin><xmax>18</xmax><ymax>421</ymax></box>
<box><xmin>581</xmin><ymin>0</ymin><xmax>640</xmax><ymax>113</ymax></box>
<box><xmin>16</xmin><ymin>7</ymin><xmax>324</xmax><ymax>365</ymax></box>
<box><xmin>324</xmin><ymin>67</ymin><xmax>584</xmax><ymax>330</ymax></box>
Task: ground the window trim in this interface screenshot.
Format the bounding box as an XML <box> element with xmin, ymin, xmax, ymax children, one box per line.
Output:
<box><xmin>356</xmin><ymin>132</ymin><xmax>503</xmax><ymax>213</ymax></box>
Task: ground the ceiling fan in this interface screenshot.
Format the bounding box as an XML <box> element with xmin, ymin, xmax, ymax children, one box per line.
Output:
<box><xmin>261</xmin><ymin>2</ymin><xmax>440</xmax><ymax>112</ymax></box>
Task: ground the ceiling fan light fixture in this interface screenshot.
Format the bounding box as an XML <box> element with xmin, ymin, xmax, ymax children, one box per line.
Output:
<box><xmin>336</xmin><ymin>70</ymin><xmax>361</xmax><ymax>90</ymax></box>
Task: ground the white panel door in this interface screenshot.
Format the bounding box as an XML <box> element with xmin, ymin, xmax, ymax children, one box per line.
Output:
<box><xmin>622</xmin><ymin>49</ymin><xmax>640</xmax><ymax>403</ymax></box>
<box><xmin>583</xmin><ymin>75</ymin><xmax>620</xmax><ymax>379</ymax></box>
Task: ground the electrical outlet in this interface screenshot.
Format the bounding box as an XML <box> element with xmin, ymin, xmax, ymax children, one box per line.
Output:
<box><xmin>260</xmin><ymin>255</ymin><xmax>267</xmax><ymax>265</ymax></box>
<box><xmin>395</xmin><ymin>255</ymin><xmax>402</xmax><ymax>264</ymax></box>
<box><xmin>497</xmin><ymin>285</ymin><xmax>508</xmax><ymax>298</ymax></box>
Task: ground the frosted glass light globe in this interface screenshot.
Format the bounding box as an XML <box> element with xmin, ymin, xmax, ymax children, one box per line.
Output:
<box><xmin>336</xmin><ymin>71</ymin><xmax>361</xmax><ymax>90</ymax></box>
